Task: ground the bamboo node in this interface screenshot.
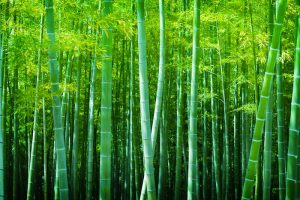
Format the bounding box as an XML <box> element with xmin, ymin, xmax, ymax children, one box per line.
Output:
<box><xmin>265</xmin><ymin>72</ymin><xmax>275</xmax><ymax>76</ymax></box>
<box><xmin>286</xmin><ymin>177</ymin><xmax>296</xmax><ymax>183</ymax></box>
<box><xmin>289</xmin><ymin>128</ymin><xmax>299</xmax><ymax>133</ymax></box>
<box><xmin>249</xmin><ymin>159</ymin><xmax>258</xmax><ymax>163</ymax></box>
<box><xmin>261</xmin><ymin>95</ymin><xmax>269</xmax><ymax>99</ymax></box>
<box><xmin>291</xmin><ymin>102</ymin><xmax>300</xmax><ymax>107</ymax></box>
<box><xmin>252</xmin><ymin>139</ymin><xmax>262</xmax><ymax>143</ymax></box>
<box><xmin>256</xmin><ymin>117</ymin><xmax>265</xmax><ymax>122</ymax></box>
<box><xmin>270</xmin><ymin>47</ymin><xmax>279</xmax><ymax>51</ymax></box>
<box><xmin>287</xmin><ymin>153</ymin><xmax>297</xmax><ymax>158</ymax></box>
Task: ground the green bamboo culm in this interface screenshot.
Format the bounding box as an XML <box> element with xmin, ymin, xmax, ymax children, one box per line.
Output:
<box><xmin>201</xmin><ymin>49</ymin><xmax>208</xmax><ymax>200</ymax></box>
<box><xmin>150</xmin><ymin>0</ymin><xmax>165</xmax><ymax>155</ymax></box>
<box><xmin>263</xmin><ymin>83</ymin><xmax>273</xmax><ymax>200</ymax></box>
<box><xmin>45</xmin><ymin>0</ymin><xmax>69</xmax><ymax>199</ymax></box>
<box><xmin>174</xmin><ymin>33</ymin><xmax>183</xmax><ymax>200</ymax></box>
<box><xmin>187</xmin><ymin>0</ymin><xmax>200</xmax><ymax>199</ymax></box>
<box><xmin>42</xmin><ymin>72</ymin><xmax>47</xmax><ymax>200</ymax></box>
<box><xmin>140</xmin><ymin>0</ymin><xmax>165</xmax><ymax>197</ymax></box>
<box><xmin>0</xmin><ymin>32</ymin><xmax>4</xmax><ymax>200</ymax></box>
<box><xmin>26</xmin><ymin>13</ymin><xmax>44</xmax><ymax>200</ymax></box>
<box><xmin>210</xmin><ymin>47</ymin><xmax>220</xmax><ymax>200</ymax></box>
<box><xmin>276</xmin><ymin>46</ymin><xmax>285</xmax><ymax>200</ymax></box>
<box><xmin>61</xmin><ymin>52</ymin><xmax>72</xmax><ymax>141</ymax></box>
<box><xmin>87</xmin><ymin>36</ymin><xmax>97</xmax><ymax>200</ymax></box>
<box><xmin>99</xmin><ymin>0</ymin><xmax>113</xmax><ymax>199</ymax></box>
<box><xmin>71</xmin><ymin>53</ymin><xmax>81</xmax><ymax>200</ymax></box>
<box><xmin>286</xmin><ymin>16</ymin><xmax>300</xmax><ymax>200</ymax></box>
<box><xmin>136</xmin><ymin>0</ymin><xmax>156</xmax><ymax>199</ymax></box>
<box><xmin>241</xmin><ymin>0</ymin><xmax>287</xmax><ymax>198</ymax></box>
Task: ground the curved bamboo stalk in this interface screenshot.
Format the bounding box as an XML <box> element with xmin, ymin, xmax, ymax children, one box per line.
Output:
<box><xmin>241</xmin><ymin>0</ymin><xmax>287</xmax><ymax>198</ymax></box>
<box><xmin>140</xmin><ymin>0</ymin><xmax>165</xmax><ymax>197</ymax></box>
<box><xmin>136</xmin><ymin>0</ymin><xmax>156</xmax><ymax>199</ymax></box>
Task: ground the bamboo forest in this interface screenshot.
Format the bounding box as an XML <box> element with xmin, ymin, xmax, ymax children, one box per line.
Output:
<box><xmin>1</xmin><ymin>0</ymin><xmax>300</xmax><ymax>199</ymax></box>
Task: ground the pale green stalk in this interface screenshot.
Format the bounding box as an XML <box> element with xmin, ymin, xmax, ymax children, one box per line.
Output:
<box><xmin>136</xmin><ymin>0</ymin><xmax>156</xmax><ymax>199</ymax></box>
<box><xmin>140</xmin><ymin>0</ymin><xmax>165</xmax><ymax>197</ymax></box>
<box><xmin>187</xmin><ymin>0</ymin><xmax>200</xmax><ymax>198</ymax></box>
<box><xmin>45</xmin><ymin>0</ymin><xmax>69</xmax><ymax>198</ymax></box>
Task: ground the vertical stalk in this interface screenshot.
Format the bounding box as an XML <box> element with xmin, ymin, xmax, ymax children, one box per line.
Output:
<box><xmin>13</xmin><ymin>50</ymin><xmax>19</xmax><ymax>200</ymax></box>
<box><xmin>26</xmin><ymin>13</ymin><xmax>44</xmax><ymax>200</ymax></box>
<box><xmin>71</xmin><ymin>54</ymin><xmax>81</xmax><ymax>200</ymax></box>
<box><xmin>263</xmin><ymin>83</ymin><xmax>273</xmax><ymax>200</ymax></box>
<box><xmin>174</xmin><ymin>36</ymin><xmax>183</xmax><ymax>200</ymax></box>
<box><xmin>86</xmin><ymin>33</ymin><xmax>97</xmax><ymax>200</ymax></box>
<box><xmin>210</xmin><ymin>48</ymin><xmax>220</xmax><ymax>200</ymax></box>
<box><xmin>187</xmin><ymin>0</ymin><xmax>200</xmax><ymax>199</ymax></box>
<box><xmin>136</xmin><ymin>0</ymin><xmax>156</xmax><ymax>199</ymax></box>
<box><xmin>42</xmin><ymin>73</ymin><xmax>47</xmax><ymax>200</ymax></box>
<box><xmin>276</xmin><ymin>45</ymin><xmax>285</xmax><ymax>200</ymax></box>
<box><xmin>140</xmin><ymin>0</ymin><xmax>165</xmax><ymax>196</ymax></box>
<box><xmin>216</xmin><ymin>23</ymin><xmax>229</xmax><ymax>200</ymax></box>
<box><xmin>202</xmin><ymin>49</ymin><xmax>208</xmax><ymax>200</ymax></box>
<box><xmin>0</xmin><ymin>32</ymin><xmax>4</xmax><ymax>200</ymax></box>
<box><xmin>99</xmin><ymin>0</ymin><xmax>113</xmax><ymax>199</ymax></box>
<box><xmin>150</xmin><ymin>0</ymin><xmax>165</xmax><ymax>156</ymax></box>
<box><xmin>286</xmin><ymin>16</ymin><xmax>300</xmax><ymax>200</ymax></box>
<box><xmin>129</xmin><ymin>3</ymin><xmax>135</xmax><ymax>199</ymax></box>
<box><xmin>45</xmin><ymin>0</ymin><xmax>69</xmax><ymax>198</ymax></box>
<box><xmin>233</xmin><ymin>63</ymin><xmax>240</xmax><ymax>199</ymax></box>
